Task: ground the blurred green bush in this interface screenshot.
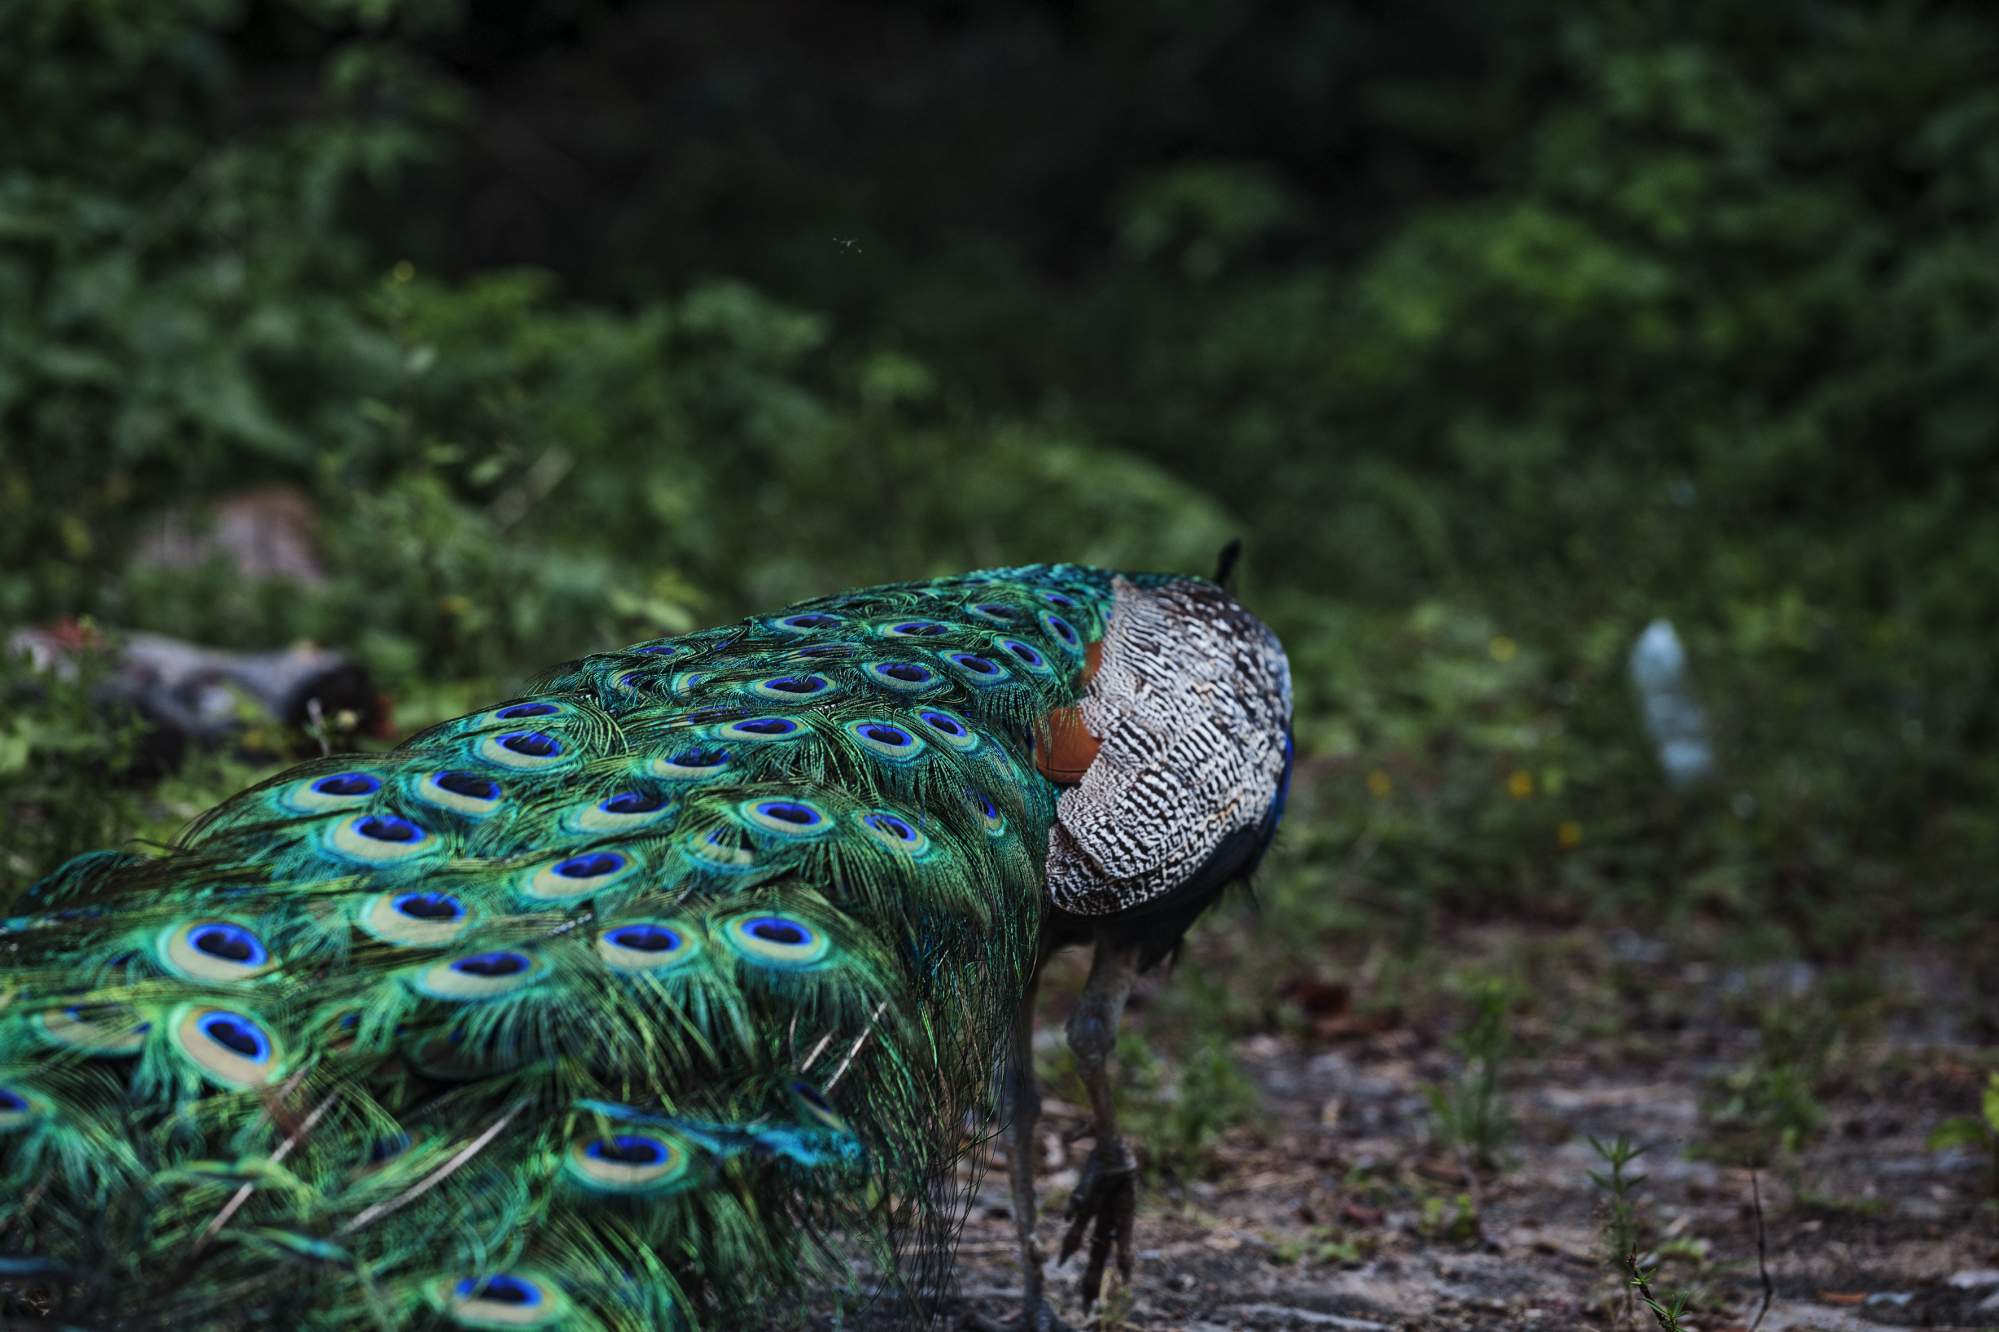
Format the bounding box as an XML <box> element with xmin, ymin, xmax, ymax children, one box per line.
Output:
<box><xmin>2</xmin><ymin>0</ymin><xmax>1994</xmax><ymax>966</ymax></box>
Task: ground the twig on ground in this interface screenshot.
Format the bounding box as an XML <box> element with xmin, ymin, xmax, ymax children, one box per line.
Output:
<box><xmin>1749</xmin><ymin>1169</ymin><xmax>1773</xmax><ymax>1332</ymax></box>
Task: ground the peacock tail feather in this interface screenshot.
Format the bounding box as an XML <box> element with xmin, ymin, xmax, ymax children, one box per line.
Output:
<box><xmin>0</xmin><ymin>564</ymin><xmax>1188</xmax><ymax>1332</ymax></box>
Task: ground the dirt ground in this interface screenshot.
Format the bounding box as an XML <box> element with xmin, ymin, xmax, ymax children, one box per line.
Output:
<box><xmin>945</xmin><ymin>931</ymin><xmax>1999</xmax><ymax>1332</ymax></box>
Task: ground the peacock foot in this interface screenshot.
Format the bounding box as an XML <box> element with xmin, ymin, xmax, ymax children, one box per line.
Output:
<box><xmin>1057</xmin><ymin>1139</ymin><xmax>1137</xmax><ymax>1308</ymax></box>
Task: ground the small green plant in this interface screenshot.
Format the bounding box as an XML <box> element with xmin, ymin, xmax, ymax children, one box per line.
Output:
<box><xmin>1425</xmin><ymin>980</ymin><xmax>1518</xmax><ymax>1169</ymax></box>
<box><xmin>1415</xmin><ymin>1192</ymin><xmax>1479</xmax><ymax>1242</ymax></box>
<box><xmin>1702</xmin><ymin>979</ymin><xmax>1878</xmax><ymax>1164</ymax></box>
<box><xmin>1590</xmin><ymin>1134</ymin><xmax>1648</xmax><ymax>1327</ymax></box>
<box><xmin>1927</xmin><ymin>1071</ymin><xmax>1999</xmax><ymax>1202</ymax></box>
<box><xmin>1270</xmin><ymin>1226</ymin><xmax>1371</xmax><ymax>1265</ymax></box>
<box><xmin>1626</xmin><ymin>1255</ymin><xmax>1689</xmax><ymax>1332</ymax></box>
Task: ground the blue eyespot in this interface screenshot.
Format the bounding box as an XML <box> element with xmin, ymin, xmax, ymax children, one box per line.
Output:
<box><xmin>435</xmin><ymin>771</ymin><xmax>500</xmax><ymax>800</ymax></box>
<box><xmin>945</xmin><ymin>652</ymin><xmax>1001</xmax><ymax>677</ymax></box>
<box><xmin>1040</xmin><ymin>591</ymin><xmax>1078</xmax><ymax>609</ymax></box>
<box><xmin>189</xmin><ymin>923</ymin><xmax>267</xmax><ymax>967</ymax></box>
<box><xmin>865</xmin><ymin>813</ymin><xmax>917</xmax><ymax>843</ymax></box>
<box><xmin>866</xmin><ymin>661</ymin><xmax>937</xmax><ymax>692</ymax></box>
<box><xmin>356</xmin><ymin>816</ymin><xmax>423</xmax><ymax>844</ymax></box>
<box><xmin>451</xmin><ymin>952</ymin><xmax>530</xmax><ymax>979</ymax></box>
<box><xmin>601</xmin><ymin>791</ymin><xmax>665</xmax><ymax>815</ymax></box>
<box><xmin>451</xmin><ymin>1275</ymin><xmax>543</xmax><ymax>1306</ymax></box>
<box><xmin>794</xmin><ymin>644</ymin><xmax>855</xmax><ymax>659</ymax></box>
<box><xmin>496</xmin><ymin>703</ymin><xmax>559</xmax><ymax>720</ymax></box>
<box><xmin>723</xmin><ymin>716</ymin><xmax>801</xmax><ymax>738</ymax></box>
<box><xmin>756</xmin><ymin>801</ymin><xmax>821</xmax><ymax>827</ymax></box>
<box><xmin>1040</xmin><ymin>613</ymin><xmax>1080</xmax><ymax>648</ymax></box>
<box><xmin>198</xmin><ymin>1012</ymin><xmax>273</xmax><ymax>1062</ymax></box>
<box><xmin>864</xmin><ymin>724</ymin><xmax>908</xmax><ymax>746</ymax></box>
<box><xmin>634</xmin><ymin>644</ymin><xmax>680</xmax><ymax>657</ymax></box>
<box><xmin>672</xmin><ymin>748</ymin><xmax>728</xmax><ymax>768</ymax></box>
<box><xmin>1000</xmin><ymin>639</ymin><xmax>1046</xmax><ymax>669</ymax></box>
<box><xmin>586</xmin><ymin>1135</ymin><xmax>666</xmax><ymax>1166</ymax></box>
<box><xmin>762</xmin><ymin>675</ymin><xmax>828</xmax><ymax>695</ymax></box>
<box><xmin>888</xmin><ymin>620</ymin><xmax>951</xmax><ymax>637</ymax></box>
<box><xmin>970</xmin><ymin>603</ymin><xmax>1020</xmax><ymax>622</ymax></box>
<box><xmin>312</xmin><ymin>773</ymin><xmax>380</xmax><ymax>797</ymax></box>
<box><xmin>393</xmin><ymin>892</ymin><xmax>464</xmax><ymax>922</ymax></box>
<box><xmin>499</xmin><ymin>731</ymin><xmax>562</xmax><ymax>757</ymax></box>
<box><xmin>554</xmin><ymin>852</ymin><xmax>628</xmax><ymax>880</ymax></box>
<box><xmin>918</xmin><ymin>710</ymin><xmax>965</xmax><ymax>737</ymax></box>
<box><xmin>606</xmin><ymin>925</ymin><xmax>681</xmax><ymax>953</ymax></box>
<box><xmin>778</xmin><ymin>613</ymin><xmax>843</xmax><ymax>632</ymax></box>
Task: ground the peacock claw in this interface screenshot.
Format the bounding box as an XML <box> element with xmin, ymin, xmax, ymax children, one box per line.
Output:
<box><xmin>1057</xmin><ymin>1140</ymin><xmax>1137</xmax><ymax>1307</ymax></box>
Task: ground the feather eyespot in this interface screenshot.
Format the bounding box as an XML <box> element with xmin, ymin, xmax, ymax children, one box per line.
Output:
<box><xmin>34</xmin><ymin>1005</ymin><xmax>151</xmax><ymax>1055</ymax></box>
<box><xmin>569</xmin><ymin>789</ymin><xmax>672</xmax><ymax>832</ymax></box>
<box><xmin>597</xmin><ymin>920</ymin><xmax>702</xmax><ymax>973</ymax></box>
<box><xmin>327</xmin><ymin>813</ymin><xmax>433</xmax><ymax>863</ymax></box>
<box><xmin>0</xmin><ymin>1085</ymin><xmax>42</xmax><ymax>1130</ymax></box>
<box><xmin>283</xmin><ymin>771</ymin><xmax>382</xmax><ymax>812</ymax></box>
<box><xmin>846</xmin><ymin>718</ymin><xmax>926</xmax><ymax>760</ymax></box>
<box><xmin>943</xmin><ymin>652</ymin><xmax>1007</xmax><ymax>684</ymax></box>
<box><xmin>968</xmin><ymin>602</ymin><xmax>1021</xmax><ymax>623</ymax></box>
<box><xmin>565</xmin><ymin>1131</ymin><xmax>698</xmax><ymax>1195</ymax></box>
<box><xmin>722</xmin><ymin>914</ymin><xmax>830</xmax><ymax>968</ymax></box>
<box><xmin>495</xmin><ymin>702</ymin><xmax>558</xmax><ymax>720</ymax></box>
<box><xmin>633</xmin><ymin>643</ymin><xmax>679</xmax><ymax>657</ymax></box>
<box><xmin>685</xmin><ymin>825</ymin><xmax>758</xmax><ymax>869</ymax></box>
<box><xmin>865</xmin><ymin>661</ymin><xmax>938</xmax><ymax>693</ymax></box>
<box><xmin>160</xmin><ymin>921</ymin><xmax>272</xmax><ymax>982</ymax></box>
<box><xmin>721</xmin><ymin>715</ymin><xmax>803</xmax><ymax>740</ymax></box>
<box><xmin>523</xmin><ymin>850</ymin><xmax>636</xmax><ymax>901</ymax></box>
<box><xmin>745</xmin><ymin>799</ymin><xmax>830</xmax><ymax>836</ymax></box>
<box><xmin>477</xmin><ymin>730</ymin><xmax>569</xmax><ymax>770</ymax></box>
<box><xmin>419</xmin><ymin>770</ymin><xmax>503</xmax><ymax>815</ymax></box>
<box><xmin>999</xmin><ymin>638</ymin><xmax>1051</xmax><ymax>674</ymax></box>
<box><xmin>790</xmin><ymin>1079</ymin><xmax>850</xmax><ymax>1133</ymax></box>
<box><xmin>1038</xmin><ymin>611</ymin><xmax>1081</xmax><ymax>650</ymax></box>
<box><xmin>360</xmin><ymin>891</ymin><xmax>470</xmax><ymax>946</ymax></box>
<box><xmin>794</xmin><ymin>644</ymin><xmax>856</xmax><ymax>659</ymax></box>
<box><xmin>860</xmin><ymin>811</ymin><xmax>930</xmax><ymax>855</ymax></box>
<box><xmin>171</xmin><ymin>1005</ymin><xmax>284</xmax><ymax>1088</ymax></box>
<box><xmin>1039</xmin><ymin>591</ymin><xmax>1079</xmax><ymax>609</ymax></box>
<box><xmin>917</xmin><ymin>709</ymin><xmax>980</xmax><ymax>752</ymax></box>
<box><xmin>650</xmin><ymin>747</ymin><xmax>731</xmax><ymax>780</ymax></box>
<box><xmin>884</xmin><ymin>620</ymin><xmax>952</xmax><ymax>638</ymax></box>
<box><xmin>966</xmin><ymin>788</ymin><xmax>1007</xmax><ymax>835</ymax></box>
<box><xmin>430</xmin><ymin>1272</ymin><xmax>575</xmax><ymax>1328</ymax></box>
<box><xmin>776</xmin><ymin>613</ymin><xmax>843</xmax><ymax>632</ymax></box>
<box><xmin>412</xmin><ymin>951</ymin><xmax>545</xmax><ymax>1000</ymax></box>
<box><xmin>752</xmin><ymin>673</ymin><xmax>833</xmax><ymax>701</ymax></box>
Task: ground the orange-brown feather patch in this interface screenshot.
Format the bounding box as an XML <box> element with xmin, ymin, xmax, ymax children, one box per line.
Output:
<box><xmin>1033</xmin><ymin>705</ymin><xmax>1102</xmax><ymax>785</ymax></box>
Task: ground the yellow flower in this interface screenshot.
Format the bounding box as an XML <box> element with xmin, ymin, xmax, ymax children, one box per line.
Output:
<box><xmin>1557</xmin><ymin>820</ymin><xmax>1582</xmax><ymax>848</ymax></box>
<box><xmin>1507</xmin><ymin>770</ymin><xmax>1534</xmax><ymax>799</ymax></box>
<box><xmin>1366</xmin><ymin>770</ymin><xmax>1393</xmax><ymax>798</ymax></box>
<box><xmin>1489</xmin><ymin>636</ymin><xmax>1517</xmax><ymax>662</ymax></box>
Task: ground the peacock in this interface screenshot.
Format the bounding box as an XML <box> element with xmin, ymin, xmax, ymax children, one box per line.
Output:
<box><xmin>0</xmin><ymin>557</ymin><xmax>1292</xmax><ymax>1332</ymax></box>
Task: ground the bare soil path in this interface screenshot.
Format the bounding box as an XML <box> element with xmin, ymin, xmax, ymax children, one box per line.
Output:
<box><xmin>948</xmin><ymin>933</ymin><xmax>1998</xmax><ymax>1332</ymax></box>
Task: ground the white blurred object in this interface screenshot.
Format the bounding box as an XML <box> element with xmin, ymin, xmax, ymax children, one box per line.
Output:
<box><xmin>1628</xmin><ymin>618</ymin><xmax>1715</xmax><ymax>787</ymax></box>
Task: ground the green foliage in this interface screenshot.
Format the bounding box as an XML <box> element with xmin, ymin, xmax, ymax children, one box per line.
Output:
<box><xmin>1927</xmin><ymin>1071</ymin><xmax>1999</xmax><ymax>1200</ymax></box>
<box><xmin>1588</xmin><ymin>1133</ymin><xmax>1649</xmax><ymax>1271</ymax></box>
<box><xmin>1424</xmin><ymin>979</ymin><xmax>1520</xmax><ymax>1169</ymax></box>
<box><xmin>1701</xmin><ymin>971</ymin><xmax>1879</xmax><ymax>1163</ymax></box>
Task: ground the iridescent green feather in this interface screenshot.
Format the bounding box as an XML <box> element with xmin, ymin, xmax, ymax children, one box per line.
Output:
<box><xmin>0</xmin><ymin>564</ymin><xmax>1122</xmax><ymax>1331</ymax></box>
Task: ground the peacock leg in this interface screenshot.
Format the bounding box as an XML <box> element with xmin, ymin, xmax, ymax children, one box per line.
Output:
<box><xmin>987</xmin><ymin>953</ymin><xmax>1069</xmax><ymax>1332</ymax></box>
<box><xmin>1057</xmin><ymin>936</ymin><xmax>1142</xmax><ymax>1310</ymax></box>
